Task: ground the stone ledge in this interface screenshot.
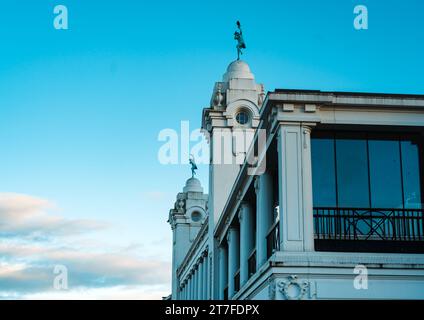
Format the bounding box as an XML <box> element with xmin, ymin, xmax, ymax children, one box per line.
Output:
<box><xmin>271</xmin><ymin>251</ymin><xmax>424</xmax><ymax>268</ymax></box>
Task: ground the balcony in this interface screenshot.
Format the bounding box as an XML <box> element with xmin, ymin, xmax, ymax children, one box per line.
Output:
<box><xmin>266</xmin><ymin>221</ymin><xmax>280</xmax><ymax>259</ymax></box>
<box><xmin>314</xmin><ymin>207</ymin><xmax>424</xmax><ymax>253</ymax></box>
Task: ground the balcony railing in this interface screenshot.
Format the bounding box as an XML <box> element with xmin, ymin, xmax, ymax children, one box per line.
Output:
<box><xmin>314</xmin><ymin>207</ymin><xmax>424</xmax><ymax>253</ymax></box>
<box><xmin>266</xmin><ymin>221</ymin><xmax>280</xmax><ymax>258</ymax></box>
<box><xmin>247</xmin><ymin>249</ymin><xmax>256</xmax><ymax>278</ymax></box>
<box><xmin>234</xmin><ymin>269</ymin><xmax>240</xmax><ymax>294</ymax></box>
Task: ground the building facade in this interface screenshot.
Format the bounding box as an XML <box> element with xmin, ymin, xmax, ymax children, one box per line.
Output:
<box><xmin>168</xmin><ymin>59</ymin><xmax>424</xmax><ymax>300</ymax></box>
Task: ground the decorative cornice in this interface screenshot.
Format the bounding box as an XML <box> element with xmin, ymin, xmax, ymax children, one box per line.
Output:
<box><xmin>272</xmin><ymin>251</ymin><xmax>424</xmax><ymax>268</ymax></box>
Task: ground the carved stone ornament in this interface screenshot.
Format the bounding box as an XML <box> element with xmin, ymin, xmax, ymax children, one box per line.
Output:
<box><xmin>268</xmin><ymin>278</ymin><xmax>276</xmax><ymax>300</ymax></box>
<box><xmin>177</xmin><ymin>199</ymin><xmax>185</xmax><ymax>212</ymax></box>
<box><xmin>236</xmin><ymin>190</ymin><xmax>242</xmax><ymax>201</ymax></box>
<box><xmin>213</xmin><ymin>83</ymin><xmax>224</xmax><ymax>108</ymax></box>
<box><xmin>253</xmin><ymin>176</ymin><xmax>259</xmax><ymax>194</ymax></box>
<box><xmin>277</xmin><ymin>275</ymin><xmax>309</xmax><ymax>300</ymax></box>
<box><xmin>268</xmin><ymin>107</ymin><xmax>278</xmax><ymax>126</ymax></box>
<box><xmin>258</xmin><ymin>84</ymin><xmax>265</xmax><ymax>106</ymax></box>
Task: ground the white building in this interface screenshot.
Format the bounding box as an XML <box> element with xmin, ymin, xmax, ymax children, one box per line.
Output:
<box><xmin>168</xmin><ymin>59</ymin><xmax>424</xmax><ymax>300</ymax></box>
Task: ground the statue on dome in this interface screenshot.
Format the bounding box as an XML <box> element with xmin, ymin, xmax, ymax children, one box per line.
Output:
<box><xmin>234</xmin><ymin>21</ymin><xmax>246</xmax><ymax>60</ymax></box>
<box><xmin>189</xmin><ymin>155</ymin><xmax>198</xmax><ymax>178</ymax></box>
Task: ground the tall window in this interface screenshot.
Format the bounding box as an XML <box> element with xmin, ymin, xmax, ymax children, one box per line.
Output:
<box><xmin>312</xmin><ymin>131</ymin><xmax>423</xmax><ymax>209</ymax></box>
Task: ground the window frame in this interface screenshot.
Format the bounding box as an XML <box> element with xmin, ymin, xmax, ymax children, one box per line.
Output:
<box><xmin>311</xmin><ymin>130</ymin><xmax>424</xmax><ymax>210</ymax></box>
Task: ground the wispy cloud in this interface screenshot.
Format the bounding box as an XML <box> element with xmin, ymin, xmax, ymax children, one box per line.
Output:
<box><xmin>0</xmin><ymin>193</ymin><xmax>107</xmax><ymax>239</ymax></box>
<box><xmin>0</xmin><ymin>193</ymin><xmax>171</xmax><ymax>299</ymax></box>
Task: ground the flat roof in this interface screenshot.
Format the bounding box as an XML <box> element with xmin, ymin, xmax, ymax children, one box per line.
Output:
<box><xmin>273</xmin><ymin>89</ymin><xmax>424</xmax><ymax>99</ymax></box>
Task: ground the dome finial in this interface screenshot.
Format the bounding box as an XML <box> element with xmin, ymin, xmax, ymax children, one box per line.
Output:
<box><xmin>234</xmin><ymin>21</ymin><xmax>246</xmax><ymax>60</ymax></box>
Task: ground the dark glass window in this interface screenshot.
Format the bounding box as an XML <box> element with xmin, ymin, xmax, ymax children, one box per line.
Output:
<box><xmin>311</xmin><ymin>131</ymin><xmax>423</xmax><ymax>210</ymax></box>
<box><xmin>368</xmin><ymin>138</ymin><xmax>403</xmax><ymax>208</ymax></box>
<box><xmin>311</xmin><ymin>137</ymin><xmax>337</xmax><ymax>207</ymax></box>
<box><xmin>335</xmin><ymin>134</ymin><xmax>370</xmax><ymax>208</ymax></box>
<box><xmin>401</xmin><ymin>139</ymin><xmax>422</xmax><ymax>208</ymax></box>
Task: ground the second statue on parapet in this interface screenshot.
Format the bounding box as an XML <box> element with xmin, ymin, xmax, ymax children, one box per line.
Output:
<box><xmin>234</xmin><ymin>21</ymin><xmax>246</xmax><ymax>60</ymax></box>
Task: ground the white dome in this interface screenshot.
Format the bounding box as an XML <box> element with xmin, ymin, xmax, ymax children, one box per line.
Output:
<box><xmin>183</xmin><ymin>177</ymin><xmax>203</xmax><ymax>193</ymax></box>
<box><xmin>223</xmin><ymin>60</ymin><xmax>254</xmax><ymax>82</ymax></box>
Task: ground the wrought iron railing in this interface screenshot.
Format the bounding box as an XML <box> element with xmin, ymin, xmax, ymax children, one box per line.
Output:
<box><xmin>247</xmin><ymin>249</ymin><xmax>256</xmax><ymax>278</ymax></box>
<box><xmin>234</xmin><ymin>269</ymin><xmax>240</xmax><ymax>294</ymax></box>
<box><xmin>314</xmin><ymin>207</ymin><xmax>424</xmax><ymax>253</ymax></box>
<box><xmin>266</xmin><ymin>221</ymin><xmax>280</xmax><ymax>258</ymax></box>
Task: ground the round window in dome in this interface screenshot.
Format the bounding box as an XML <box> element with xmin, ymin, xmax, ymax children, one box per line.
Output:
<box><xmin>191</xmin><ymin>211</ymin><xmax>202</xmax><ymax>222</ymax></box>
<box><xmin>235</xmin><ymin>111</ymin><xmax>249</xmax><ymax>125</ymax></box>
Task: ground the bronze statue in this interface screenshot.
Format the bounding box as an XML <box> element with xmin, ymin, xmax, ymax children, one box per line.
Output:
<box><xmin>189</xmin><ymin>155</ymin><xmax>198</xmax><ymax>178</ymax></box>
<box><xmin>234</xmin><ymin>21</ymin><xmax>246</xmax><ymax>60</ymax></box>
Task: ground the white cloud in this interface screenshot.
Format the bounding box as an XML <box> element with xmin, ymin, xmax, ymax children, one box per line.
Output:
<box><xmin>22</xmin><ymin>285</ymin><xmax>170</xmax><ymax>300</ymax></box>
<box><xmin>0</xmin><ymin>193</ymin><xmax>171</xmax><ymax>299</ymax></box>
<box><xmin>0</xmin><ymin>193</ymin><xmax>107</xmax><ymax>238</ymax></box>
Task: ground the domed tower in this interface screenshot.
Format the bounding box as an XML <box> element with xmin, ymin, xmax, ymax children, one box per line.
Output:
<box><xmin>202</xmin><ymin>59</ymin><xmax>264</xmax><ymax>297</ymax></box>
<box><xmin>168</xmin><ymin>177</ymin><xmax>208</xmax><ymax>299</ymax></box>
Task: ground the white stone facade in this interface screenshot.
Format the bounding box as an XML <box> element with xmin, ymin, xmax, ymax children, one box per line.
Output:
<box><xmin>168</xmin><ymin>60</ymin><xmax>424</xmax><ymax>300</ymax></box>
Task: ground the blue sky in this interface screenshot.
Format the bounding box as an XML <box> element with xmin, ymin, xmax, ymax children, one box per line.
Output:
<box><xmin>0</xmin><ymin>0</ymin><xmax>423</xmax><ymax>299</ymax></box>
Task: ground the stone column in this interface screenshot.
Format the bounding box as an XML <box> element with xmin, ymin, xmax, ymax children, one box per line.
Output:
<box><xmin>192</xmin><ymin>274</ymin><xmax>195</xmax><ymax>300</ymax></box>
<box><xmin>227</xmin><ymin>227</ymin><xmax>240</xmax><ymax>299</ymax></box>
<box><xmin>218</xmin><ymin>245</ymin><xmax>228</xmax><ymax>300</ymax></box>
<box><xmin>196</xmin><ymin>266</ymin><xmax>200</xmax><ymax>300</ymax></box>
<box><xmin>193</xmin><ymin>267</ymin><xmax>198</xmax><ymax>300</ymax></box>
<box><xmin>302</xmin><ymin>126</ymin><xmax>315</xmax><ymax>252</ymax></box>
<box><xmin>203</xmin><ymin>252</ymin><xmax>209</xmax><ymax>300</ymax></box>
<box><xmin>239</xmin><ymin>202</ymin><xmax>254</xmax><ymax>287</ymax></box>
<box><xmin>255</xmin><ymin>172</ymin><xmax>274</xmax><ymax>268</ymax></box>
<box><xmin>277</xmin><ymin>123</ymin><xmax>315</xmax><ymax>252</ymax></box>
<box><xmin>187</xmin><ymin>276</ymin><xmax>191</xmax><ymax>300</ymax></box>
<box><xmin>191</xmin><ymin>272</ymin><xmax>195</xmax><ymax>300</ymax></box>
<box><xmin>198</xmin><ymin>259</ymin><xmax>203</xmax><ymax>300</ymax></box>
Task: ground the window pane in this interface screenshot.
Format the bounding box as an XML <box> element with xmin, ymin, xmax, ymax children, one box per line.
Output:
<box><xmin>336</xmin><ymin>136</ymin><xmax>370</xmax><ymax>208</ymax></box>
<box><xmin>312</xmin><ymin>137</ymin><xmax>336</xmax><ymax>207</ymax></box>
<box><xmin>401</xmin><ymin>140</ymin><xmax>422</xmax><ymax>209</ymax></box>
<box><xmin>368</xmin><ymin>139</ymin><xmax>403</xmax><ymax>208</ymax></box>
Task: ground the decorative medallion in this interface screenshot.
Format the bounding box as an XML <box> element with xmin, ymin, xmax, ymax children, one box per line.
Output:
<box><xmin>277</xmin><ymin>275</ymin><xmax>309</xmax><ymax>300</ymax></box>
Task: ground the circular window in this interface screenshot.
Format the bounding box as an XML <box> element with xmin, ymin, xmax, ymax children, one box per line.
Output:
<box><xmin>235</xmin><ymin>111</ymin><xmax>249</xmax><ymax>125</ymax></box>
<box><xmin>191</xmin><ymin>211</ymin><xmax>202</xmax><ymax>222</ymax></box>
